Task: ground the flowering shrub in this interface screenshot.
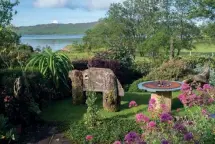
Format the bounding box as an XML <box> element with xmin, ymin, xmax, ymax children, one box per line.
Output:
<box><xmin>129</xmin><ymin>101</ymin><xmax>138</xmax><ymax>108</ymax></box>
<box><xmin>178</xmin><ymin>83</ymin><xmax>215</xmax><ymax>107</ymax></box>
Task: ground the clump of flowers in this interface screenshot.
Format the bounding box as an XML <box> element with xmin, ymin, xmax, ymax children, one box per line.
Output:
<box><xmin>129</xmin><ymin>101</ymin><xmax>138</xmax><ymax>108</ymax></box>
<box><xmin>147</xmin><ymin>121</ymin><xmax>156</xmax><ymax>129</ymax></box>
<box><xmin>124</xmin><ymin>132</ymin><xmax>145</xmax><ymax>144</ymax></box>
<box><xmin>178</xmin><ymin>83</ymin><xmax>215</xmax><ymax>107</ymax></box>
<box><xmin>135</xmin><ymin>113</ymin><xmax>150</xmax><ymax>123</ymax></box>
<box><xmin>184</xmin><ymin>132</ymin><xmax>193</xmax><ymax>141</ymax></box>
<box><xmin>148</xmin><ymin>98</ymin><xmax>156</xmax><ymax>111</ymax></box>
<box><xmin>160</xmin><ymin>113</ymin><xmax>173</xmax><ymax>122</ymax></box>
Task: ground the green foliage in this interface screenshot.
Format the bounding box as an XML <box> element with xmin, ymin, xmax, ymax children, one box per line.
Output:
<box><xmin>0</xmin><ymin>0</ymin><xmax>19</xmax><ymax>27</ymax></box>
<box><xmin>26</xmin><ymin>48</ymin><xmax>72</xmax><ymax>88</ymax></box>
<box><xmin>128</xmin><ymin>77</ymin><xmax>148</xmax><ymax>93</ymax></box>
<box><xmin>84</xmin><ymin>92</ymin><xmax>100</xmax><ymax>128</ymax></box>
<box><xmin>190</xmin><ymin>0</ymin><xmax>215</xmax><ymax>20</ymax></box>
<box><xmin>67</xmin><ymin>118</ymin><xmax>141</xmax><ymax>144</ymax></box>
<box><xmin>0</xmin><ymin>67</ymin><xmax>40</xmax><ymax>94</ymax></box>
<box><xmin>0</xmin><ymin>115</ymin><xmax>17</xmax><ymax>142</ymax></box>
<box><xmin>146</xmin><ymin>59</ymin><xmax>194</xmax><ymax>81</ymax></box>
<box><xmin>16</xmin><ymin>22</ymin><xmax>97</xmax><ymax>35</ymax></box>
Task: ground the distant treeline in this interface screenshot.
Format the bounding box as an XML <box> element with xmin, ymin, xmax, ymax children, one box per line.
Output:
<box><xmin>15</xmin><ymin>22</ymin><xmax>97</xmax><ymax>35</ymax></box>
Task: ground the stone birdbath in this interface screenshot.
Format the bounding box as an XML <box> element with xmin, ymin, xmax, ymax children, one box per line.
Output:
<box><xmin>138</xmin><ymin>81</ymin><xmax>182</xmax><ymax>112</ymax></box>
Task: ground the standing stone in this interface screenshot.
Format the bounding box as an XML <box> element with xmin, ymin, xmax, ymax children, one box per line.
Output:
<box><xmin>69</xmin><ymin>70</ymin><xmax>85</xmax><ymax>105</ymax></box>
<box><xmin>103</xmin><ymin>73</ymin><xmax>120</xmax><ymax>112</ymax></box>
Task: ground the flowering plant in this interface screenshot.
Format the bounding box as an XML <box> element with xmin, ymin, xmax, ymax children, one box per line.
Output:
<box><xmin>178</xmin><ymin>83</ymin><xmax>215</xmax><ymax>107</ymax></box>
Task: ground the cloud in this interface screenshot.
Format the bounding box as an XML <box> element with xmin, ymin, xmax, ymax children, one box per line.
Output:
<box><xmin>52</xmin><ymin>20</ymin><xmax>59</xmax><ymax>24</ymax></box>
<box><xmin>33</xmin><ymin>0</ymin><xmax>125</xmax><ymax>10</ymax></box>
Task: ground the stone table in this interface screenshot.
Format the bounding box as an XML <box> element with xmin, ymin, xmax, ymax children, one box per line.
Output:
<box><xmin>138</xmin><ymin>81</ymin><xmax>182</xmax><ymax>112</ymax></box>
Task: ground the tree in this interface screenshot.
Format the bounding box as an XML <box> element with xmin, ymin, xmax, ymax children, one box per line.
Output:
<box><xmin>190</xmin><ymin>0</ymin><xmax>215</xmax><ymax>20</ymax></box>
<box><xmin>0</xmin><ymin>0</ymin><xmax>19</xmax><ymax>27</ymax></box>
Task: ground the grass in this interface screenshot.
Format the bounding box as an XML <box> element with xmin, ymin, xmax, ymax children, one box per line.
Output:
<box><xmin>41</xmin><ymin>91</ymin><xmax>184</xmax><ymax>123</ymax></box>
<box><xmin>189</xmin><ymin>43</ymin><xmax>215</xmax><ymax>53</ymax></box>
<box><xmin>62</xmin><ymin>42</ymin><xmax>215</xmax><ymax>62</ymax></box>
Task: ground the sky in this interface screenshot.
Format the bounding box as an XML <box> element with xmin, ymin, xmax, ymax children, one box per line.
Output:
<box><xmin>12</xmin><ymin>0</ymin><xmax>124</xmax><ymax>26</ymax></box>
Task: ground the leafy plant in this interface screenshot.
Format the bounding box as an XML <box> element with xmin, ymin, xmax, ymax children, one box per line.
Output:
<box><xmin>83</xmin><ymin>92</ymin><xmax>100</xmax><ymax>128</ymax></box>
<box><xmin>0</xmin><ymin>115</ymin><xmax>17</xmax><ymax>142</ymax></box>
<box><xmin>26</xmin><ymin>48</ymin><xmax>72</xmax><ymax>88</ymax></box>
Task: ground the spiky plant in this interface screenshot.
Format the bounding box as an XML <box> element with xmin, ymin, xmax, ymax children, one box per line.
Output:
<box><xmin>25</xmin><ymin>48</ymin><xmax>72</xmax><ymax>88</ymax></box>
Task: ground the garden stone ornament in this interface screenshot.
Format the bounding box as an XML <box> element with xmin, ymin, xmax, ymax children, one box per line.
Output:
<box><xmin>69</xmin><ymin>68</ymin><xmax>124</xmax><ymax>112</ymax></box>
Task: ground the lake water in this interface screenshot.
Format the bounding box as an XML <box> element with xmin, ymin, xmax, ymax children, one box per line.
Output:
<box><xmin>20</xmin><ymin>34</ymin><xmax>84</xmax><ymax>51</ymax></box>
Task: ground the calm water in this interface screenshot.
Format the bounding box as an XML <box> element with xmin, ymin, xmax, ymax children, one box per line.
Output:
<box><xmin>20</xmin><ymin>34</ymin><xmax>84</xmax><ymax>51</ymax></box>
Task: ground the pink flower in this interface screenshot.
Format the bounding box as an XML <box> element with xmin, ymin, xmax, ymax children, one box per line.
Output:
<box><xmin>147</xmin><ymin>121</ymin><xmax>156</xmax><ymax>129</ymax></box>
<box><xmin>86</xmin><ymin>135</ymin><xmax>93</xmax><ymax>141</ymax></box>
<box><xmin>203</xmin><ymin>84</ymin><xmax>212</xmax><ymax>90</ymax></box>
<box><xmin>178</xmin><ymin>93</ymin><xmax>187</xmax><ymax>104</ymax></box>
<box><xmin>181</xmin><ymin>83</ymin><xmax>191</xmax><ymax>91</ymax></box>
<box><xmin>148</xmin><ymin>98</ymin><xmax>156</xmax><ymax>111</ymax></box>
<box><xmin>201</xmin><ymin>109</ymin><xmax>208</xmax><ymax>116</ymax></box>
<box><xmin>129</xmin><ymin>101</ymin><xmax>138</xmax><ymax>108</ymax></box>
<box><xmin>4</xmin><ymin>96</ymin><xmax>12</xmax><ymax>103</ymax></box>
<box><xmin>197</xmin><ymin>87</ymin><xmax>203</xmax><ymax>91</ymax></box>
<box><xmin>149</xmin><ymin>98</ymin><xmax>156</xmax><ymax>104</ymax></box>
<box><xmin>208</xmin><ymin>98</ymin><xmax>214</xmax><ymax>104</ymax></box>
<box><xmin>113</xmin><ymin>141</ymin><xmax>121</xmax><ymax>144</ymax></box>
<box><xmin>135</xmin><ymin>113</ymin><xmax>150</xmax><ymax>123</ymax></box>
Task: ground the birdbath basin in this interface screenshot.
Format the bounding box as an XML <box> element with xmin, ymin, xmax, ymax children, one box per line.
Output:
<box><xmin>138</xmin><ymin>81</ymin><xmax>182</xmax><ymax>112</ymax></box>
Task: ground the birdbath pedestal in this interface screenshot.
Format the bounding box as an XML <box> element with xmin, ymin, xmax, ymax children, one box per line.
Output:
<box><xmin>138</xmin><ymin>81</ymin><xmax>182</xmax><ymax>112</ymax></box>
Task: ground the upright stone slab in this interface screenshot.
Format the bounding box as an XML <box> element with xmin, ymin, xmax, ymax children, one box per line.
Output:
<box><xmin>102</xmin><ymin>72</ymin><xmax>120</xmax><ymax>112</ymax></box>
<box><xmin>69</xmin><ymin>70</ymin><xmax>85</xmax><ymax>105</ymax></box>
<box><xmin>69</xmin><ymin>68</ymin><xmax>124</xmax><ymax>112</ymax></box>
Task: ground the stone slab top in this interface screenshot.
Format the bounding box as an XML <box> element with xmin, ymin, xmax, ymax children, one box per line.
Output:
<box><xmin>138</xmin><ymin>81</ymin><xmax>182</xmax><ymax>92</ymax></box>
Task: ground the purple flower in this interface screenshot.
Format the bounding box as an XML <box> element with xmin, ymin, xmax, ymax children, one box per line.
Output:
<box><xmin>184</xmin><ymin>132</ymin><xmax>193</xmax><ymax>141</ymax></box>
<box><xmin>124</xmin><ymin>132</ymin><xmax>141</xmax><ymax>143</ymax></box>
<box><xmin>173</xmin><ymin>123</ymin><xmax>187</xmax><ymax>134</ymax></box>
<box><xmin>161</xmin><ymin>140</ymin><xmax>169</xmax><ymax>144</ymax></box>
<box><xmin>160</xmin><ymin>113</ymin><xmax>173</xmax><ymax>122</ymax></box>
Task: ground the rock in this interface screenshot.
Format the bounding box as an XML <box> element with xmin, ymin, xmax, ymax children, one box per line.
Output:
<box><xmin>69</xmin><ymin>68</ymin><xmax>124</xmax><ymax>112</ymax></box>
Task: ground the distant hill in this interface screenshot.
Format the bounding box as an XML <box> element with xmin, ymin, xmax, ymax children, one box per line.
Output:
<box><xmin>15</xmin><ymin>22</ymin><xmax>97</xmax><ymax>35</ymax></box>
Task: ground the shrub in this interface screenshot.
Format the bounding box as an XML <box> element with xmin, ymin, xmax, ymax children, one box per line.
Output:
<box><xmin>128</xmin><ymin>77</ymin><xmax>148</xmax><ymax>92</ymax></box>
<box><xmin>88</xmin><ymin>58</ymin><xmax>142</xmax><ymax>85</ymax></box>
<box><xmin>67</xmin><ymin>118</ymin><xmax>141</xmax><ymax>144</ymax></box>
<box><xmin>72</xmin><ymin>59</ymin><xmax>88</xmax><ymax>70</ymax></box>
<box><xmin>145</xmin><ymin>59</ymin><xmax>194</xmax><ymax>81</ymax></box>
<box><xmin>0</xmin><ymin>115</ymin><xmax>17</xmax><ymax>143</ymax></box>
<box><xmin>182</xmin><ymin>56</ymin><xmax>215</xmax><ymax>69</ymax></box>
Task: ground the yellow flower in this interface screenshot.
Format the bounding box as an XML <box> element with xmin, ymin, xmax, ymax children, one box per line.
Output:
<box><xmin>1</xmin><ymin>135</ymin><xmax>5</xmax><ymax>139</ymax></box>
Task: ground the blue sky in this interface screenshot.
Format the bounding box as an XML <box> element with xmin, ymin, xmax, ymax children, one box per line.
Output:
<box><xmin>12</xmin><ymin>0</ymin><xmax>124</xmax><ymax>26</ymax></box>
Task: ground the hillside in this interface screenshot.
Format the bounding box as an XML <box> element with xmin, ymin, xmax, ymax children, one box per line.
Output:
<box><xmin>15</xmin><ymin>22</ymin><xmax>97</xmax><ymax>35</ymax></box>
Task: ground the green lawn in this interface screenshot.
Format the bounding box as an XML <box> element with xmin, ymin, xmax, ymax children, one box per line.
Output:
<box><xmin>184</xmin><ymin>43</ymin><xmax>215</xmax><ymax>53</ymax></box>
<box><xmin>41</xmin><ymin>92</ymin><xmax>184</xmax><ymax>123</ymax></box>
